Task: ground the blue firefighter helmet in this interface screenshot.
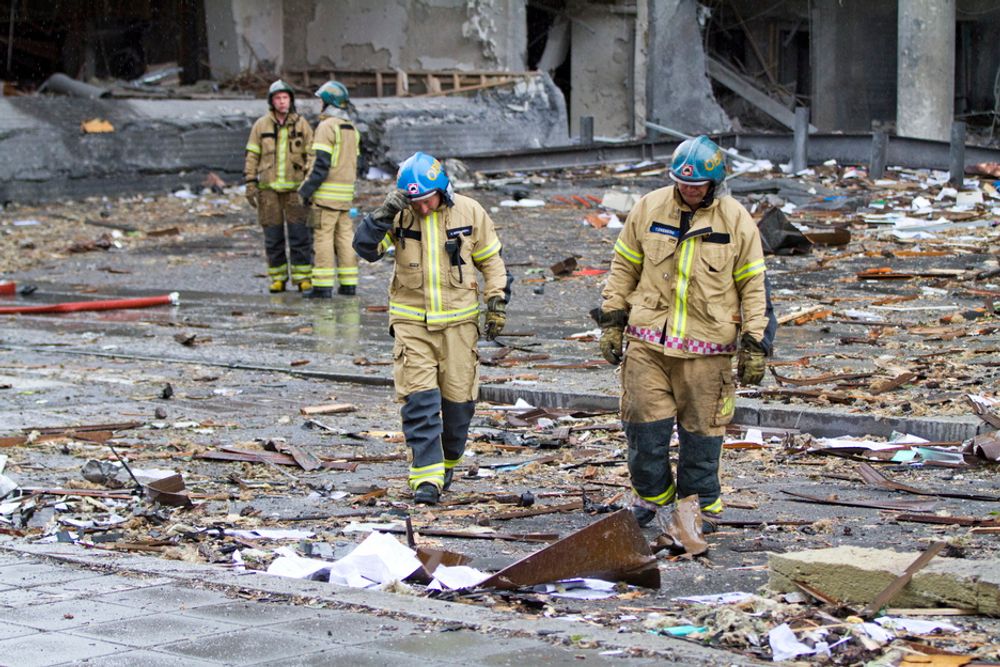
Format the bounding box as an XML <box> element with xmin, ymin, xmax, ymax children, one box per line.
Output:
<box><xmin>669</xmin><ymin>135</ymin><xmax>726</xmax><ymax>185</ymax></box>
<box><xmin>396</xmin><ymin>152</ymin><xmax>453</xmax><ymax>203</ymax></box>
<box><xmin>267</xmin><ymin>79</ymin><xmax>296</xmax><ymax>110</ymax></box>
<box><xmin>315</xmin><ymin>80</ymin><xmax>349</xmax><ymax>109</ymax></box>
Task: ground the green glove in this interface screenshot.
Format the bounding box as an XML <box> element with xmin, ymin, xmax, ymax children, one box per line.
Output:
<box><xmin>483</xmin><ymin>296</ymin><xmax>506</xmax><ymax>340</ymax></box>
<box><xmin>372</xmin><ymin>189</ymin><xmax>409</xmax><ymax>223</ymax></box>
<box><xmin>597</xmin><ymin>310</ymin><xmax>627</xmax><ymax>366</ymax></box>
<box><xmin>245</xmin><ymin>181</ymin><xmax>259</xmax><ymax>209</ymax></box>
<box><xmin>737</xmin><ymin>333</ymin><xmax>766</xmax><ymax>385</ymax></box>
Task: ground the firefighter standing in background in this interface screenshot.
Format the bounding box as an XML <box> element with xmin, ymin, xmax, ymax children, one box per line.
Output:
<box><xmin>298</xmin><ymin>81</ymin><xmax>361</xmax><ymax>298</ymax></box>
<box><xmin>353</xmin><ymin>152</ymin><xmax>508</xmax><ymax>505</ymax></box>
<box><xmin>596</xmin><ymin>135</ymin><xmax>771</xmax><ymax>528</ymax></box>
<box><xmin>244</xmin><ymin>80</ymin><xmax>314</xmax><ymax>293</ymax></box>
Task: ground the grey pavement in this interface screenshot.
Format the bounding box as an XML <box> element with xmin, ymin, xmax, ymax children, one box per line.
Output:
<box><xmin>0</xmin><ymin>539</ymin><xmax>745</xmax><ymax>667</ymax></box>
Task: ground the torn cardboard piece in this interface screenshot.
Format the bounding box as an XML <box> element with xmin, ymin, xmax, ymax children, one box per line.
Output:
<box><xmin>144</xmin><ymin>474</ymin><xmax>191</xmax><ymax>507</ymax></box>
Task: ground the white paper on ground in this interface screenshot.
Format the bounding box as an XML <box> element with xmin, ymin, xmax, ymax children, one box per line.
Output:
<box><xmin>427</xmin><ymin>564</ymin><xmax>490</xmax><ymax>590</ymax></box>
<box><xmin>327</xmin><ymin>531</ymin><xmax>422</xmax><ymax>588</ymax></box>
<box><xmin>874</xmin><ymin>616</ymin><xmax>961</xmax><ymax>634</ymax></box>
<box><xmin>342</xmin><ymin>521</ymin><xmax>406</xmax><ymax>533</ymax></box>
<box><xmin>532</xmin><ymin>578</ymin><xmax>618</xmax><ymax>600</ymax></box>
<box><xmin>266</xmin><ymin>547</ymin><xmax>333</xmax><ymax>580</ymax></box>
<box><xmin>674</xmin><ymin>591</ymin><xmax>755</xmax><ymax>605</ymax></box>
<box><xmin>769</xmin><ymin>623</ymin><xmax>816</xmax><ymax>661</ymax></box>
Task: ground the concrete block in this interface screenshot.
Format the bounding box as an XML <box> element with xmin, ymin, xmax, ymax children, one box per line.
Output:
<box><xmin>179</xmin><ymin>600</ymin><xmax>319</xmax><ymax>627</ymax></box>
<box><xmin>94</xmin><ymin>583</ymin><xmax>230</xmax><ymax>611</ymax></box>
<box><xmin>0</xmin><ymin>561</ymin><xmax>106</xmax><ymax>589</ymax></box>
<box><xmin>0</xmin><ymin>630</ymin><xmax>130</xmax><ymax>666</ymax></box>
<box><xmin>64</xmin><ymin>649</ymin><xmax>219</xmax><ymax>667</ymax></box>
<box><xmin>161</xmin><ymin>627</ymin><xmax>332</xmax><ymax>663</ymax></box>
<box><xmin>769</xmin><ymin>546</ymin><xmax>1000</xmax><ymax>613</ymax></box>
<box><xmin>266</xmin><ymin>609</ymin><xmax>420</xmax><ymax>645</ymax></box>
<box><xmin>757</xmin><ymin>403</ymin><xmax>983</xmax><ymax>440</ymax></box>
<box><xmin>0</xmin><ymin>598</ymin><xmax>149</xmax><ymax>631</ymax></box>
<box><xmin>68</xmin><ymin>612</ymin><xmax>242</xmax><ymax>648</ymax></box>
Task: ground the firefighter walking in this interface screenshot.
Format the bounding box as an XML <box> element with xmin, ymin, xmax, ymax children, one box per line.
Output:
<box><xmin>244</xmin><ymin>80</ymin><xmax>314</xmax><ymax>293</ymax></box>
<box><xmin>596</xmin><ymin>135</ymin><xmax>770</xmax><ymax>528</ymax></box>
<box><xmin>299</xmin><ymin>80</ymin><xmax>361</xmax><ymax>298</ymax></box>
<box><xmin>354</xmin><ymin>152</ymin><xmax>508</xmax><ymax>505</ymax></box>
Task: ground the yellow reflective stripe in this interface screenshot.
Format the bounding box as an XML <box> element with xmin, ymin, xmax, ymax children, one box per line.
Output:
<box><xmin>426</xmin><ymin>304</ymin><xmax>479</xmax><ymax>324</ymax></box>
<box><xmin>389</xmin><ymin>302</ymin><xmax>426</xmax><ymax>321</ymax></box>
<box><xmin>245</xmin><ymin>143</ymin><xmax>261</xmax><ymax>154</ymax></box>
<box><xmin>614</xmin><ymin>238</ymin><xmax>643</xmax><ymax>264</ymax></box>
<box><xmin>276</xmin><ymin>127</ymin><xmax>288</xmax><ymax>186</ymax></box>
<box><xmin>670</xmin><ymin>238</ymin><xmax>695</xmax><ymax>339</ymax></box>
<box><xmin>702</xmin><ymin>498</ymin><xmax>723</xmax><ymax>514</ymax></box>
<box><xmin>378</xmin><ymin>233</ymin><xmax>393</xmax><ymax>253</ymax></box>
<box><xmin>733</xmin><ymin>258</ymin><xmax>766</xmax><ymax>283</ymax></box>
<box><xmin>409</xmin><ymin>462</ymin><xmax>445</xmax><ymax>489</ymax></box>
<box><xmin>331</xmin><ymin>126</ymin><xmax>342</xmax><ymax>167</ymax></box>
<box><xmin>337</xmin><ymin>267</ymin><xmax>359</xmax><ymax>275</ymax></box>
<box><xmin>314</xmin><ymin>182</ymin><xmax>355</xmax><ymax>201</ymax></box>
<box><xmin>267</xmin><ymin>265</ymin><xmax>287</xmax><ymax>277</ymax></box>
<box><xmin>388</xmin><ymin>302</ymin><xmax>479</xmax><ymax>324</ymax></box>
<box><xmin>636</xmin><ymin>483</ymin><xmax>675</xmax><ymax>506</ymax></box>
<box><xmin>312</xmin><ymin>142</ymin><xmax>334</xmax><ymax>154</ymax></box>
<box><xmin>260</xmin><ymin>180</ymin><xmax>301</xmax><ymax>191</ymax></box>
<box><xmin>425</xmin><ymin>212</ymin><xmax>441</xmax><ymax>313</ymax></box>
<box><xmin>443</xmin><ymin>457</ymin><xmax>463</xmax><ymax>469</ymax></box>
<box><xmin>471</xmin><ymin>239</ymin><xmax>501</xmax><ymax>262</ymax></box>
<box><xmin>355</xmin><ymin>129</ymin><xmax>361</xmax><ymax>156</ymax></box>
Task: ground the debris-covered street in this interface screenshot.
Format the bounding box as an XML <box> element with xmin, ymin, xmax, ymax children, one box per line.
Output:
<box><xmin>2</xmin><ymin>161</ymin><xmax>998</xmax><ymax>665</ymax></box>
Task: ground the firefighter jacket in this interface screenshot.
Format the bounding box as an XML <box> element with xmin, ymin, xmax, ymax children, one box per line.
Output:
<box><xmin>601</xmin><ymin>186</ymin><xmax>767</xmax><ymax>357</ymax></box>
<box><xmin>244</xmin><ymin>111</ymin><xmax>312</xmax><ymax>192</ymax></box>
<box><xmin>354</xmin><ymin>193</ymin><xmax>507</xmax><ymax>331</ymax></box>
<box><xmin>299</xmin><ymin>110</ymin><xmax>360</xmax><ymax>211</ymax></box>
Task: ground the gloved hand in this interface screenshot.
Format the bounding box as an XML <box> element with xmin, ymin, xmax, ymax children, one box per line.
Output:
<box><xmin>298</xmin><ymin>189</ymin><xmax>311</xmax><ymax>207</ymax></box>
<box><xmin>597</xmin><ymin>310</ymin><xmax>627</xmax><ymax>366</ymax></box>
<box><xmin>483</xmin><ymin>296</ymin><xmax>506</xmax><ymax>340</ymax></box>
<box><xmin>372</xmin><ymin>189</ymin><xmax>409</xmax><ymax>224</ymax></box>
<box><xmin>245</xmin><ymin>181</ymin><xmax>259</xmax><ymax>209</ymax></box>
<box><xmin>737</xmin><ymin>333</ymin><xmax>766</xmax><ymax>385</ymax></box>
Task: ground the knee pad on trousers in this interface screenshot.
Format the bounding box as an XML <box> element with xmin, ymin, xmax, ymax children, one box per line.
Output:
<box><xmin>677</xmin><ymin>425</ymin><xmax>723</xmax><ymax>512</ymax></box>
<box><xmin>624</xmin><ymin>418</ymin><xmax>676</xmax><ymax>506</ymax></box>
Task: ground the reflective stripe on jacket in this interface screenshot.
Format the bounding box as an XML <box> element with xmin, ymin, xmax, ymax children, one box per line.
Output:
<box><xmin>601</xmin><ymin>186</ymin><xmax>767</xmax><ymax>357</ymax></box>
<box><xmin>244</xmin><ymin>111</ymin><xmax>312</xmax><ymax>192</ymax></box>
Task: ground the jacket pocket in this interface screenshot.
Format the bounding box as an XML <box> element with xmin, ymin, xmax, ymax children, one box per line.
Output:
<box><xmin>643</xmin><ymin>236</ymin><xmax>677</xmax><ymax>265</ymax></box>
<box><xmin>711</xmin><ymin>370</ymin><xmax>736</xmax><ymax>427</ymax></box>
<box><xmin>393</xmin><ymin>266</ymin><xmax>423</xmax><ymax>289</ymax></box>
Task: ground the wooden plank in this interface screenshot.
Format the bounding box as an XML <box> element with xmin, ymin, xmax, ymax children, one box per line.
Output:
<box><xmin>299</xmin><ymin>403</ymin><xmax>357</xmax><ymax>416</ymax></box>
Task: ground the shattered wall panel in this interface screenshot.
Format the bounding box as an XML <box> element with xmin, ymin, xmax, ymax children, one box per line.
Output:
<box><xmin>647</xmin><ymin>0</ymin><xmax>730</xmax><ymax>136</ymax></box>
<box><xmin>205</xmin><ymin>0</ymin><xmax>284</xmax><ymax>79</ymax></box>
<box><xmin>293</xmin><ymin>0</ymin><xmax>526</xmax><ymax>72</ymax></box>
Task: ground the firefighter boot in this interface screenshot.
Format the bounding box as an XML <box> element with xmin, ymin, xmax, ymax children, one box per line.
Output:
<box><xmin>624</xmin><ymin>418</ymin><xmax>676</xmax><ymax>527</ymax></box>
<box><xmin>337</xmin><ymin>285</ymin><xmax>356</xmax><ymax>296</ymax></box>
<box><xmin>305</xmin><ymin>287</ymin><xmax>333</xmax><ymax>299</ymax></box>
<box><xmin>677</xmin><ymin>426</ymin><xmax>724</xmax><ymax>533</ymax></box>
<box><xmin>441</xmin><ymin>399</ymin><xmax>475</xmax><ymax>490</ymax></box>
<box><xmin>269</xmin><ymin>280</ymin><xmax>287</xmax><ymax>293</ymax></box>
<box><xmin>402</xmin><ymin>389</ymin><xmax>444</xmax><ymax>504</ymax></box>
<box><xmin>298</xmin><ymin>279</ymin><xmax>313</xmax><ymax>293</ymax></box>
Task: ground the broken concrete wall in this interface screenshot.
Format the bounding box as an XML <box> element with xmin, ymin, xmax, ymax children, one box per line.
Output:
<box><xmin>811</xmin><ymin>0</ymin><xmax>897</xmax><ymax>132</ymax></box>
<box><xmin>0</xmin><ymin>76</ymin><xmax>568</xmax><ymax>203</ymax></box>
<box><xmin>647</xmin><ymin>0</ymin><xmax>730</xmax><ymax>136</ymax></box>
<box><xmin>282</xmin><ymin>0</ymin><xmax>526</xmax><ymax>72</ymax></box>
<box><xmin>567</xmin><ymin>0</ymin><xmax>636</xmax><ymax>138</ymax></box>
<box><xmin>205</xmin><ymin>0</ymin><xmax>284</xmax><ymax>79</ymax></box>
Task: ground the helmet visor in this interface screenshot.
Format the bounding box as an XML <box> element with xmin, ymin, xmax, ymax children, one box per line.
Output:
<box><xmin>669</xmin><ymin>171</ymin><xmax>711</xmax><ymax>186</ymax></box>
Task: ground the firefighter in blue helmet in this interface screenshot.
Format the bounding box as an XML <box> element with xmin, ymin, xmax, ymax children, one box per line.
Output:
<box><xmin>596</xmin><ymin>135</ymin><xmax>773</xmax><ymax>529</ymax></box>
<box><xmin>353</xmin><ymin>152</ymin><xmax>509</xmax><ymax>505</ymax></box>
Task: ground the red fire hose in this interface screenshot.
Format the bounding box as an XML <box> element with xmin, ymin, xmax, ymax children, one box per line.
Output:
<box><xmin>0</xmin><ymin>292</ymin><xmax>179</xmax><ymax>315</ymax></box>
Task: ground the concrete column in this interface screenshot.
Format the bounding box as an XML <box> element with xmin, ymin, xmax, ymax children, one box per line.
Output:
<box><xmin>896</xmin><ymin>0</ymin><xmax>955</xmax><ymax>141</ymax></box>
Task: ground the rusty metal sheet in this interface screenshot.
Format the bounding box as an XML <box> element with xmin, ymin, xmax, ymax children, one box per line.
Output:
<box><xmin>781</xmin><ymin>490</ymin><xmax>937</xmax><ymax>513</ymax></box>
<box><xmin>477</xmin><ymin>509</ymin><xmax>660</xmax><ymax>590</ymax></box>
<box><xmin>968</xmin><ymin>432</ymin><xmax>1000</xmax><ymax>462</ymax></box>
<box><xmin>144</xmin><ymin>474</ymin><xmax>191</xmax><ymax>507</ymax></box>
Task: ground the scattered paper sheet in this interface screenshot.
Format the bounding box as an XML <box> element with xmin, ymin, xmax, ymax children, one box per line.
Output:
<box><xmin>428</xmin><ymin>564</ymin><xmax>490</xmax><ymax>590</ymax></box>
<box><xmin>327</xmin><ymin>531</ymin><xmax>422</xmax><ymax>588</ymax></box>
<box><xmin>229</xmin><ymin>529</ymin><xmax>315</xmax><ymax>540</ymax></box>
<box><xmin>674</xmin><ymin>591</ymin><xmax>754</xmax><ymax>605</ymax></box>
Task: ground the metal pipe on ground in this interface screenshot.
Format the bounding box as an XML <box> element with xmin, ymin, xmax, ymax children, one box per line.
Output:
<box><xmin>37</xmin><ymin>73</ymin><xmax>110</xmax><ymax>99</ymax></box>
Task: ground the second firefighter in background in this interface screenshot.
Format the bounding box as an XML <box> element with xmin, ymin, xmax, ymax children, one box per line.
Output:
<box><xmin>244</xmin><ymin>80</ymin><xmax>314</xmax><ymax>293</ymax></box>
<box><xmin>299</xmin><ymin>80</ymin><xmax>361</xmax><ymax>298</ymax></box>
<box><xmin>354</xmin><ymin>152</ymin><xmax>508</xmax><ymax>505</ymax></box>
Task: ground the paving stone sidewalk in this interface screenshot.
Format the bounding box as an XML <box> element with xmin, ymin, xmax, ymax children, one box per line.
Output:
<box><xmin>0</xmin><ymin>542</ymin><xmax>743</xmax><ymax>667</ymax></box>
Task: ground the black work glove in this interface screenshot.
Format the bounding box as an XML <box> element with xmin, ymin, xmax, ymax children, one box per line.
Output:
<box><xmin>737</xmin><ymin>333</ymin><xmax>766</xmax><ymax>385</ymax></box>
